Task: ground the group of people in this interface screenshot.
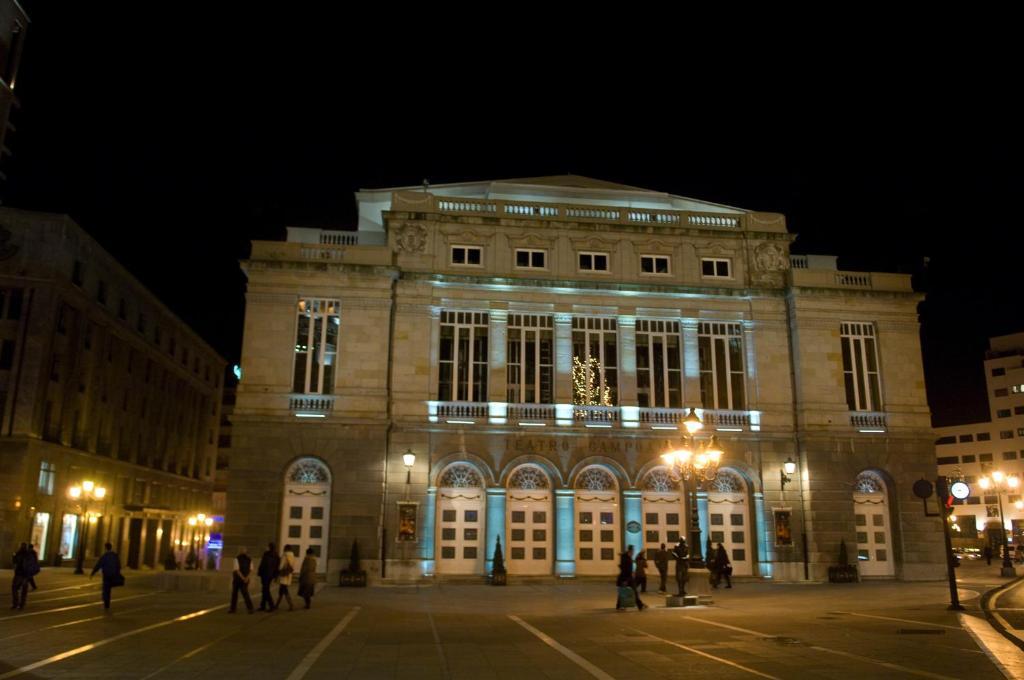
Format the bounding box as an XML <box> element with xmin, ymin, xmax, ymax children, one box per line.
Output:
<box><xmin>230</xmin><ymin>543</ymin><xmax>318</xmax><ymax>614</ymax></box>
<box><xmin>615</xmin><ymin>539</ymin><xmax>734</xmax><ymax>610</ymax></box>
<box><xmin>11</xmin><ymin>541</ymin><xmax>123</xmax><ymax>612</ymax></box>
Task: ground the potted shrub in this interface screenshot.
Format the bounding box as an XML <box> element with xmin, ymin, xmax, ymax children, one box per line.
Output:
<box><xmin>339</xmin><ymin>539</ymin><xmax>367</xmax><ymax>587</ymax></box>
<box><xmin>828</xmin><ymin>539</ymin><xmax>859</xmax><ymax>583</ymax></box>
<box><xmin>490</xmin><ymin>536</ymin><xmax>507</xmax><ymax>586</ymax></box>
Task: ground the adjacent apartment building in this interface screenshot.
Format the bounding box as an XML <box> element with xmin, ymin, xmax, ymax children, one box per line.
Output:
<box><xmin>0</xmin><ymin>208</ymin><xmax>225</xmax><ymax>568</ymax></box>
<box><xmin>227</xmin><ymin>175</ymin><xmax>944</xmax><ymax>583</ymax></box>
<box><xmin>935</xmin><ymin>333</ymin><xmax>1024</xmax><ymax>548</ymax></box>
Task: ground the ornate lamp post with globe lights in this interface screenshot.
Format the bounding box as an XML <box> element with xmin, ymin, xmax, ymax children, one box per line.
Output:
<box><xmin>67</xmin><ymin>480</ymin><xmax>107</xmax><ymax>575</ymax></box>
<box><xmin>660</xmin><ymin>408</ymin><xmax>723</xmax><ymax>566</ymax></box>
<box><xmin>978</xmin><ymin>470</ymin><xmax>1019</xmax><ymax>576</ymax></box>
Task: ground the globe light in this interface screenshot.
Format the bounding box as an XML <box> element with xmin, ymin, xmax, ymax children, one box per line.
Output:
<box><xmin>682</xmin><ymin>408</ymin><xmax>703</xmax><ymax>434</ymax></box>
<box><xmin>204</xmin><ymin>517</ymin><xmax>214</xmax><ymax>527</ymax></box>
<box><xmin>93</xmin><ymin>486</ymin><xmax>106</xmax><ymax>500</ymax></box>
<box><xmin>197</xmin><ymin>513</ymin><xmax>206</xmax><ymax>522</ymax></box>
<box><xmin>1016</xmin><ymin>501</ymin><xmax>1024</xmax><ymax>511</ymax></box>
<box><xmin>979</xmin><ymin>477</ymin><xmax>992</xmax><ymax>490</ymax></box>
<box><xmin>993</xmin><ymin>470</ymin><xmax>1005</xmax><ymax>483</ymax></box>
<box><xmin>1009</xmin><ymin>476</ymin><xmax>1020</xmax><ymax>489</ymax></box>
<box><xmin>82</xmin><ymin>480</ymin><xmax>95</xmax><ymax>493</ymax></box>
<box><xmin>188</xmin><ymin>516</ymin><xmax>198</xmax><ymax>526</ymax></box>
<box><xmin>68</xmin><ymin>485</ymin><xmax>82</xmax><ymax>499</ymax></box>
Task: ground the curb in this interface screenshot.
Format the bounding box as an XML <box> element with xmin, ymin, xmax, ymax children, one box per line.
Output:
<box><xmin>980</xmin><ymin>572</ymin><xmax>1024</xmax><ymax>652</ymax></box>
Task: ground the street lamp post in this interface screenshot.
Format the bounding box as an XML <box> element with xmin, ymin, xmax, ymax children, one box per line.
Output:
<box><xmin>67</xmin><ymin>480</ymin><xmax>107</xmax><ymax>575</ymax></box>
<box><xmin>978</xmin><ymin>471</ymin><xmax>1019</xmax><ymax>577</ymax></box>
<box><xmin>660</xmin><ymin>408</ymin><xmax>723</xmax><ymax>567</ymax></box>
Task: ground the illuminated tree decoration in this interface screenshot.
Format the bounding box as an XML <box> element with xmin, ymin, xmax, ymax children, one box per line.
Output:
<box><xmin>572</xmin><ymin>356</ymin><xmax>611</xmax><ymax>418</ymax></box>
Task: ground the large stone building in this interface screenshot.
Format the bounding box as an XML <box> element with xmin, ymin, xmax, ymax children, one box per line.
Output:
<box><xmin>0</xmin><ymin>0</ymin><xmax>27</xmax><ymax>176</ymax></box>
<box><xmin>227</xmin><ymin>176</ymin><xmax>944</xmax><ymax>583</ymax></box>
<box><xmin>0</xmin><ymin>208</ymin><xmax>225</xmax><ymax>568</ymax></box>
<box><xmin>935</xmin><ymin>333</ymin><xmax>1024</xmax><ymax>549</ymax></box>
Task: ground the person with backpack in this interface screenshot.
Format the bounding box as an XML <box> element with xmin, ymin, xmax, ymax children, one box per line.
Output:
<box><xmin>275</xmin><ymin>549</ymin><xmax>296</xmax><ymax>611</ymax></box>
<box><xmin>89</xmin><ymin>543</ymin><xmax>124</xmax><ymax>610</ymax></box>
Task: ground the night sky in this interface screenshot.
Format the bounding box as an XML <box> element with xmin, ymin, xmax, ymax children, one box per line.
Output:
<box><xmin>3</xmin><ymin>4</ymin><xmax>1021</xmax><ymax>427</ymax></box>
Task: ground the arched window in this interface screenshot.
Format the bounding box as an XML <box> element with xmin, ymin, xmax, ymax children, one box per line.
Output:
<box><xmin>643</xmin><ymin>468</ymin><xmax>679</xmax><ymax>492</ymax></box>
<box><xmin>439</xmin><ymin>464</ymin><xmax>483</xmax><ymax>488</ymax></box>
<box><xmin>575</xmin><ymin>466</ymin><xmax>616</xmax><ymax>491</ymax></box>
<box><xmin>509</xmin><ymin>465</ymin><xmax>549</xmax><ymax>490</ymax></box>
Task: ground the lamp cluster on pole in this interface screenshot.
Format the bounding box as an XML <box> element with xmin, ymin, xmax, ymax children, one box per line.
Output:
<box><xmin>978</xmin><ymin>470</ymin><xmax>1019</xmax><ymax>574</ymax></box>
<box><xmin>660</xmin><ymin>408</ymin><xmax>723</xmax><ymax>567</ymax></box>
<box><xmin>66</xmin><ymin>479</ymin><xmax>107</xmax><ymax>575</ymax></box>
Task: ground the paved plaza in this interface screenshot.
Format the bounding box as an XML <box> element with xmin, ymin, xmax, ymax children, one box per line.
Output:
<box><xmin>1</xmin><ymin>561</ymin><xmax>1023</xmax><ymax>679</ymax></box>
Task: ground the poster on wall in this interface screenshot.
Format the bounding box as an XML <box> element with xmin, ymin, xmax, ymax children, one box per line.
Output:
<box><xmin>774</xmin><ymin>509</ymin><xmax>793</xmax><ymax>546</ymax></box>
<box><xmin>397</xmin><ymin>502</ymin><xmax>417</xmax><ymax>542</ymax></box>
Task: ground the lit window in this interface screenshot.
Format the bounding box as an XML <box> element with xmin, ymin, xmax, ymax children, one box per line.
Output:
<box><xmin>438</xmin><ymin>311</ymin><xmax>488</xmax><ymax>402</ymax></box>
<box><xmin>640</xmin><ymin>255</ymin><xmax>671</xmax><ymax>275</ymax></box>
<box><xmin>293</xmin><ymin>299</ymin><xmax>340</xmax><ymax>395</ymax></box>
<box><xmin>572</xmin><ymin>317</ymin><xmax>618</xmax><ymax>405</ymax></box>
<box><xmin>1000</xmin><ymin>430</ymin><xmax>1014</xmax><ymax>440</ymax></box>
<box><xmin>701</xmin><ymin>258</ymin><xmax>731</xmax><ymax>278</ymax></box>
<box><xmin>450</xmin><ymin>245</ymin><xmax>482</xmax><ymax>267</ymax></box>
<box><xmin>38</xmin><ymin>461</ymin><xmax>55</xmax><ymax>495</ymax></box>
<box><xmin>998</xmin><ymin>409</ymin><xmax>1011</xmax><ymax>418</ymax></box>
<box><xmin>507</xmin><ymin>314</ymin><xmax>553</xmax><ymax>404</ymax></box>
<box><xmin>698</xmin><ymin>321</ymin><xmax>745</xmax><ymax>410</ymax></box>
<box><xmin>840</xmin><ymin>322</ymin><xmax>882</xmax><ymax>412</ymax></box>
<box><xmin>514</xmin><ymin>249</ymin><xmax>546</xmax><ymax>269</ymax></box>
<box><xmin>636</xmin><ymin>320</ymin><xmax>682</xmax><ymax>408</ymax></box>
<box><xmin>578</xmin><ymin>252</ymin><xmax>609</xmax><ymax>272</ymax></box>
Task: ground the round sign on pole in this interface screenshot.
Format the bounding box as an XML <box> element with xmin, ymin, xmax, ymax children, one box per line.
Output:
<box><xmin>913</xmin><ymin>479</ymin><xmax>934</xmax><ymax>499</ymax></box>
<box><xmin>950</xmin><ymin>481</ymin><xmax>970</xmax><ymax>500</ymax></box>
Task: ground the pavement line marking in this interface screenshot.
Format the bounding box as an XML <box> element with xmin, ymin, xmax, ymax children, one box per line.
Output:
<box><xmin>138</xmin><ymin>631</ymin><xmax>238</xmax><ymax>680</ymax></box>
<box><xmin>0</xmin><ymin>603</ymin><xmax>227</xmax><ymax>680</ymax></box>
<box><xmin>0</xmin><ymin>593</ymin><xmax>156</xmax><ymax>621</ymax></box>
<box><xmin>806</xmin><ymin>645</ymin><xmax>958</xmax><ymax>680</ymax></box>
<box><xmin>0</xmin><ymin>605</ymin><xmax>150</xmax><ymax>643</ymax></box>
<box><xmin>960</xmin><ymin>612</ymin><xmax>1024</xmax><ymax>680</ymax></box>
<box><xmin>23</xmin><ymin>590</ymin><xmax>100</xmax><ymax>604</ymax></box>
<box><xmin>508</xmin><ymin>615</ymin><xmax>615</xmax><ymax>680</ymax></box>
<box><xmin>832</xmin><ymin>610</ymin><xmax>964</xmax><ymax>631</ymax></box>
<box><xmin>285</xmin><ymin>606</ymin><xmax>360</xmax><ymax>680</ymax></box>
<box><xmin>683</xmin><ymin>614</ymin><xmax>958</xmax><ymax>679</ymax></box>
<box><xmin>426</xmin><ymin>611</ymin><xmax>451</xmax><ymax>679</ymax></box>
<box><xmin>626</xmin><ymin>627</ymin><xmax>780</xmax><ymax>680</ymax></box>
<box><xmin>23</xmin><ymin>582</ymin><xmax>97</xmax><ymax>594</ymax></box>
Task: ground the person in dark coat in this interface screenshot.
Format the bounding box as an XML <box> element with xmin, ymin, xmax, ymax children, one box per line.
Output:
<box><xmin>27</xmin><ymin>544</ymin><xmax>39</xmax><ymax>591</ymax></box>
<box><xmin>634</xmin><ymin>549</ymin><xmax>649</xmax><ymax>594</ymax></box>
<box><xmin>10</xmin><ymin>543</ymin><xmax>28</xmax><ymax>609</ymax></box>
<box><xmin>298</xmin><ymin>548</ymin><xmax>317</xmax><ymax>609</ymax></box>
<box><xmin>89</xmin><ymin>543</ymin><xmax>122</xmax><ymax>610</ymax></box>
<box><xmin>257</xmin><ymin>542</ymin><xmax>280</xmax><ymax>611</ymax></box>
<box><xmin>984</xmin><ymin>545</ymin><xmax>993</xmax><ymax>566</ymax></box>
<box><xmin>615</xmin><ymin>545</ymin><xmax>646</xmax><ymax>610</ymax></box>
<box><xmin>654</xmin><ymin>543</ymin><xmax>670</xmax><ymax>593</ymax></box>
<box><xmin>714</xmin><ymin>543</ymin><xmax>732</xmax><ymax>589</ymax></box>
<box><xmin>672</xmin><ymin>539</ymin><xmax>689</xmax><ymax>596</ymax></box>
<box><xmin>229</xmin><ymin>546</ymin><xmax>254</xmax><ymax>614</ymax></box>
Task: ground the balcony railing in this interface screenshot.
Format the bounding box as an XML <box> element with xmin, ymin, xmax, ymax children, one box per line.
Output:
<box><xmin>426</xmin><ymin>401</ymin><xmax>759</xmax><ymax>430</ymax></box>
<box><xmin>507</xmin><ymin>404</ymin><xmax>557</xmax><ymax>422</ymax></box>
<box><xmin>850</xmin><ymin>412</ymin><xmax>887</xmax><ymax>430</ymax></box>
<box><xmin>290</xmin><ymin>395</ymin><xmax>335</xmax><ymax>415</ymax></box>
<box><xmin>436</xmin><ymin>402</ymin><xmax>489</xmax><ymax>420</ymax></box>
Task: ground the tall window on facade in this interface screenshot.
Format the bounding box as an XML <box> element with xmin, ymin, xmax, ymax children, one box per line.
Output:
<box><xmin>507</xmin><ymin>314</ymin><xmax>553</xmax><ymax>404</ymax></box>
<box><xmin>438</xmin><ymin>311</ymin><xmax>488</xmax><ymax>402</ymax></box>
<box><xmin>38</xmin><ymin>461</ymin><xmax>55</xmax><ymax>495</ymax></box>
<box><xmin>841</xmin><ymin>322</ymin><xmax>882</xmax><ymax>412</ymax></box>
<box><xmin>636</xmin><ymin>320</ymin><xmax>682</xmax><ymax>408</ymax></box>
<box><xmin>572</xmin><ymin>317</ymin><xmax>618</xmax><ymax>405</ymax></box>
<box><xmin>293</xmin><ymin>299</ymin><xmax>340</xmax><ymax>394</ymax></box>
<box><xmin>698</xmin><ymin>322</ymin><xmax>745</xmax><ymax>410</ymax></box>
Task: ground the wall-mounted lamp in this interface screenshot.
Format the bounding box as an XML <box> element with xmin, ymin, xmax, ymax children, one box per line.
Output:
<box><xmin>780</xmin><ymin>457</ymin><xmax>797</xmax><ymax>491</ymax></box>
<box><xmin>402</xmin><ymin>449</ymin><xmax>416</xmax><ymax>484</ymax></box>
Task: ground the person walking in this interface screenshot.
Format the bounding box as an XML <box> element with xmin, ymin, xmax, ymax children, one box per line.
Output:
<box><xmin>984</xmin><ymin>545</ymin><xmax>993</xmax><ymax>566</ymax></box>
<box><xmin>258</xmin><ymin>542</ymin><xmax>280</xmax><ymax>612</ymax></box>
<box><xmin>229</xmin><ymin>546</ymin><xmax>255</xmax><ymax>614</ymax></box>
<box><xmin>615</xmin><ymin>545</ymin><xmax>646</xmax><ymax>611</ymax></box>
<box><xmin>275</xmin><ymin>549</ymin><xmax>296</xmax><ymax>611</ymax></box>
<box><xmin>89</xmin><ymin>543</ymin><xmax>123</xmax><ymax>611</ymax></box>
<box><xmin>634</xmin><ymin>549</ymin><xmax>649</xmax><ymax>594</ymax></box>
<box><xmin>27</xmin><ymin>544</ymin><xmax>39</xmax><ymax>591</ymax></box>
<box><xmin>654</xmin><ymin>543</ymin><xmax>669</xmax><ymax>593</ymax></box>
<box><xmin>714</xmin><ymin>543</ymin><xmax>732</xmax><ymax>589</ymax></box>
<box><xmin>298</xmin><ymin>548</ymin><xmax>317</xmax><ymax>609</ymax></box>
<box><xmin>10</xmin><ymin>543</ymin><xmax>28</xmax><ymax>610</ymax></box>
<box><xmin>671</xmin><ymin>538</ymin><xmax>689</xmax><ymax>596</ymax></box>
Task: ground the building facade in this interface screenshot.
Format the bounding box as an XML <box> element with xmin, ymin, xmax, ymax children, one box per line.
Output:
<box><xmin>227</xmin><ymin>176</ymin><xmax>944</xmax><ymax>583</ymax></box>
<box><xmin>936</xmin><ymin>333</ymin><xmax>1024</xmax><ymax>549</ymax></box>
<box><xmin>0</xmin><ymin>208</ymin><xmax>225</xmax><ymax>568</ymax></box>
<box><xmin>0</xmin><ymin>0</ymin><xmax>27</xmax><ymax>176</ymax></box>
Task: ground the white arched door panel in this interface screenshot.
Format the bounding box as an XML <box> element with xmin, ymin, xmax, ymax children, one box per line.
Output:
<box><xmin>706</xmin><ymin>469</ymin><xmax>752</xmax><ymax>576</ymax></box>
<box><xmin>853</xmin><ymin>472</ymin><xmax>895</xmax><ymax>577</ymax></box>
<box><xmin>640</xmin><ymin>468</ymin><xmax>685</xmax><ymax>560</ymax></box>
<box><xmin>574</xmin><ymin>467</ymin><xmax>619</xmax><ymax>576</ymax></box>
<box><xmin>436</xmin><ymin>464</ymin><xmax>486</xmax><ymax>575</ymax></box>
<box><xmin>507</xmin><ymin>465</ymin><xmax>552</xmax><ymax>575</ymax></box>
<box><xmin>281</xmin><ymin>458</ymin><xmax>331</xmax><ymax>574</ymax></box>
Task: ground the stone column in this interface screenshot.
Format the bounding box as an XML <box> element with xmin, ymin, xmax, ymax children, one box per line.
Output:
<box><xmin>754</xmin><ymin>491</ymin><xmax>769</xmax><ymax>578</ymax></box>
<box><xmin>555</xmin><ymin>489</ymin><xmax>576</xmax><ymax>576</ymax></box>
<box><xmin>554</xmin><ymin>313</ymin><xmax>573</xmax><ymax>404</ymax></box>
<box><xmin>420</xmin><ymin>488</ymin><xmax>436</xmax><ymax>575</ymax></box>
<box><xmin>682</xmin><ymin>319</ymin><xmax>701</xmax><ymax>408</ymax></box>
<box><xmin>697</xmin><ymin>490</ymin><xmax>709</xmax><ymax>561</ymax></box>
<box><xmin>622</xmin><ymin>489</ymin><xmax>643</xmax><ymax>552</ymax></box>
<box><xmin>488</xmin><ymin>309</ymin><xmax>508</xmax><ymax>405</ymax></box>
<box><xmin>485</xmin><ymin>487</ymin><xmax>507</xmax><ymax>573</ymax></box>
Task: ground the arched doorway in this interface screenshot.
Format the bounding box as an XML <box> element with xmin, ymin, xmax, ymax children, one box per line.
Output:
<box><xmin>706</xmin><ymin>468</ymin><xmax>752</xmax><ymax>576</ymax></box>
<box><xmin>436</xmin><ymin>463</ymin><xmax>486</xmax><ymax>575</ymax></box>
<box><xmin>853</xmin><ymin>471</ymin><xmax>895</xmax><ymax>577</ymax></box>
<box><xmin>641</xmin><ymin>467</ymin><xmax>684</xmax><ymax>560</ymax></box>
<box><xmin>281</xmin><ymin>457</ymin><xmax>331</xmax><ymax>574</ymax></box>
<box><xmin>506</xmin><ymin>465</ymin><xmax>553</xmax><ymax>575</ymax></box>
<box><xmin>574</xmin><ymin>466</ymin><xmax>619</xmax><ymax>576</ymax></box>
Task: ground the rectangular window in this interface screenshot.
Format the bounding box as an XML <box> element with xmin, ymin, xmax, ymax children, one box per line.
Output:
<box><xmin>959</xmin><ymin>434</ymin><xmax>974</xmax><ymax>443</ymax></box>
<box><xmin>935</xmin><ymin>436</ymin><xmax>956</xmax><ymax>445</ymax></box>
<box><xmin>961</xmin><ymin>454</ymin><xmax>976</xmax><ymax>463</ymax></box>
<box><xmin>1003</xmin><ymin>451</ymin><xmax>1017</xmax><ymax>461</ymax></box>
<box><xmin>1016</xmin><ymin>406</ymin><xmax>1024</xmax><ymax>415</ymax></box>
<box><xmin>701</xmin><ymin>258</ymin><xmax>731</xmax><ymax>278</ymax></box>
<box><xmin>0</xmin><ymin>339</ymin><xmax>13</xmax><ymax>370</ymax></box>
<box><xmin>437</xmin><ymin>311</ymin><xmax>488</xmax><ymax>402</ymax></box>
<box><xmin>450</xmin><ymin>245</ymin><xmax>482</xmax><ymax>267</ymax></box>
<box><xmin>1001</xmin><ymin>431</ymin><xmax>1015</xmax><ymax>440</ymax></box>
<box><xmin>840</xmin><ymin>322</ymin><xmax>882</xmax><ymax>412</ymax></box>
<box><xmin>998</xmin><ymin>409</ymin><xmax>1012</xmax><ymax>418</ymax></box>
<box><xmin>514</xmin><ymin>249</ymin><xmax>546</xmax><ymax>269</ymax></box>
<box><xmin>936</xmin><ymin>456</ymin><xmax>958</xmax><ymax>465</ymax></box>
<box><xmin>38</xmin><ymin>461</ymin><xmax>55</xmax><ymax>495</ymax></box>
<box><xmin>293</xmin><ymin>298</ymin><xmax>340</xmax><ymax>395</ymax></box>
<box><xmin>60</xmin><ymin>514</ymin><xmax>79</xmax><ymax>559</ymax></box>
<box><xmin>636</xmin><ymin>320</ymin><xmax>682</xmax><ymax>408</ymax></box>
<box><xmin>640</xmin><ymin>255</ymin><xmax>671</xmax><ymax>275</ymax></box>
<box><xmin>506</xmin><ymin>314</ymin><xmax>553</xmax><ymax>404</ymax></box>
<box><xmin>993</xmin><ymin>367</ymin><xmax>1006</xmax><ymax>376</ymax></box>
<box><xmin>978</xmin><ymin>432</ymin><xmax>992</xmax><ymax>441</ymax></box>
<box><xmin>995</xmin><ymin>388</ymin><xmax>1009</xmax><ymax>397</ymax></box>
<box><xmin>71</xmin><ymin>260</ymin><xmax>84</xmax><ymax>287</ymax></box>
<box><xmin>572</xmin><ymin>317</ymin><xmax>618</xmax><ymax>405</ymax></box>
<box><xmin>980</xmin><ymin>453</ymin><xmax>993</xmax><ymax>462</ymax></box>
<box><xmin>698</xmin><ymin>321</ymin><xmax>745</xmax><ymax>410</ymax></box>
<box><xmin>578</xmin><ymin>251</ymin><xmax>609</xmax><ymax>272</ymax></box>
